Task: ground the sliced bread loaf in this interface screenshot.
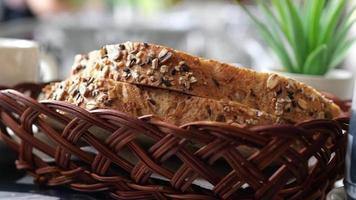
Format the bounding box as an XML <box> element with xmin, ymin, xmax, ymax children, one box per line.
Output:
<box><xmin>43</xmin><ymin>75</ymin><xmax>286</xmax><ymax>126</ymax></box>
<box><xmin>68</xmin><ymin>42</ymin><xmax>341</xmax><ymax>123</ymax></box>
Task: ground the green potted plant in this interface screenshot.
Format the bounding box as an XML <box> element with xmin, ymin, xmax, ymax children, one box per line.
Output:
<box><xmin>239</xmin><ymin>0</ymin><xmax>355</xmax><ymax>99</ymax></box>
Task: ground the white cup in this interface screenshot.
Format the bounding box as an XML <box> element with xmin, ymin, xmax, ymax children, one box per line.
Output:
<box><xmin>0</xmin><ymin>38</ymin><xmax>57</xmax><ymax>86</ymax></box>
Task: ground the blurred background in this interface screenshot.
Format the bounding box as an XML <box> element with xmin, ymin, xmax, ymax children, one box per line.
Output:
<box><xmin>0</xmin><ymin>0</ymin><xmax>355</xmax><ymax>79</ymax></box>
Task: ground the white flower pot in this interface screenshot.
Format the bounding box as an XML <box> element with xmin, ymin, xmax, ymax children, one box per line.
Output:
<box><xmin>268</xmin><ymin>69</ymin><xmax>354</xmax><ymax>100</ymax></box>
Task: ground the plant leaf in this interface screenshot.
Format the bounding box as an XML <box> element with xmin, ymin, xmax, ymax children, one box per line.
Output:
<box><xmin>319</xmin><ymin>0</ymin><xmax>346</xmax><ymax>45</ymax></box>
<box><xmin>261</xmin><ymin>0</ymin><xmax>292</xmax><ymax>46</ymax></box>
<box><xmin>272</xmin><ymin>0</ymin><xmax>291</xmax><ymax>40</ymax></box>
<box><xmin>237</xmin><ymin>1</ymin><xmax>295</xmax><ymax>72</ymax></box>
<box><xmin>324</xmin><ymin>4</ymin><xmax>356</xmax><ymax>71</ymax></box>
<box><xmin>304</xmin><ymin>0</ymin><xmax>325</xmax><ymax>51</ymax></box>
<box><xmin>257</xmin><ymin>0</ymin><xmax>286</xmax><ymax>40</ymax></box>
<box><xmin>285</xmin><ymin>0</ymin><xmax>306</xmax><ymax>71</ymax></box>
<box><xmin>329</xmin><ymin>38</ymin><xmax>356</xmax><ymax>70</ymax></box>
<box><xmin>303</xmin><ymin>44</ymin><xmax>327</xmax><ymax>75</ymax></box>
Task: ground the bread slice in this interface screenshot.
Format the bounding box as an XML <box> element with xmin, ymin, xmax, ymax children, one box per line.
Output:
<box><xmin>68</xmin><ymin>42</ymin><xmax>341</xmax><ymax>123</ymax></box>
<box><xmin>43</xmin><ymin>74</ymin><xmax>286</xmax><ymax>126</ymax></box>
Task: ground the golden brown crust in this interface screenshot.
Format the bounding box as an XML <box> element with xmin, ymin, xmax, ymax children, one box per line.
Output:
<box><xmin>43</xmin><ymin>75</ymin><xmax>285</xmax><ymax>126</ymax></box>
<box><xmin>67</xmin><ymin>41</ymin><xmax>341</xmax><ymax>123</ymax></box>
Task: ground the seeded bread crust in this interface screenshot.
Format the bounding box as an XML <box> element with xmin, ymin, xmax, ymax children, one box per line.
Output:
<box><xmin>43</xmin><ymin>75</ymin><xmax>285</xmax><ymax>126</ymax></box>
<box><xmin>67</xmin><ymin>42</ymin><xmax>341</xmax><ymax>123</ymax></box>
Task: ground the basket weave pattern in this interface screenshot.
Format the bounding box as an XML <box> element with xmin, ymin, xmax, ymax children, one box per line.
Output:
<box><xmin>0</xmin><ymin>83</ymin><xmax>349</xmax><ymax>200</ymax></box>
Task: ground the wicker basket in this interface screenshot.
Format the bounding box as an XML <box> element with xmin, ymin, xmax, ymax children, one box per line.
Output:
<box><xmin>0</xmin><ymin>83</ymin><xmax>350</xmax><ymax>200</ymax></box>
